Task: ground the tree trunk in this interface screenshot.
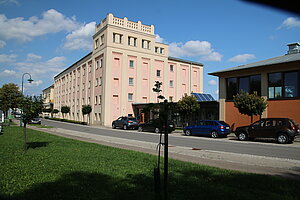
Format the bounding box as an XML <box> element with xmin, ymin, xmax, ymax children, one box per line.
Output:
<box><xmin>250</xmin><ymin>115</ymin><xmax>253</xmax><ymax>123</ymax></box>
<box><xmin>23</xmin><ymin>123</ymin><xmax>27</xmax><ymax>152</ymax></box>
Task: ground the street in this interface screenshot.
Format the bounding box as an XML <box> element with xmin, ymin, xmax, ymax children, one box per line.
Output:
<box><xmin>42</xmin><ymin>119</ymin><xmax>300</xmax><ymax>161</ymax></box>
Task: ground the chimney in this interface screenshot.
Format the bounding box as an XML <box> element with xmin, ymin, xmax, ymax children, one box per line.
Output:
<box><xmin>287</xmin><ymin>42</ymin><xmax>300</xmax><ymax>54</ymax></box>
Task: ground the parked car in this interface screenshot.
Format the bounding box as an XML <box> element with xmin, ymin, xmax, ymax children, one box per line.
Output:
<box><xmin>112</xmin><ymin>116</ymin><xmax>139</xmax><ymax>130</ymax></box>
<box><xmin>28</xmin><ymin>117</ymin><xmax>41</xmax><ymax>125</ymax></box>
<box><xmin>235</xmin><ymin>118</ymin><xmax>300</xmax><ymax>144</ymax></box>
<box><xmin>138</xmin><ymin>119</ymin><xmax>175</xmax><ymax>133</ymax></box>
<box><xmin>183</xmin><ymin>120</ymin><xmax>230</xmax><ymax>138</ymax></box>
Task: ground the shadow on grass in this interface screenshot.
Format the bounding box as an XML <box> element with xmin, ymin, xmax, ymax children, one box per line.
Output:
<box><xmin>26</xmin><ymin>142</ymin><xmax>50</xmax><ymax>149</ymax></box>
<box><xmin>2</xmin><ymin>168</ymin><xmax>300</xmax><ymax>200</ymax></box>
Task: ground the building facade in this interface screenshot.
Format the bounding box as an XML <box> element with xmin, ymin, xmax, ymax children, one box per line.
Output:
<box><xmin>210</xmin><ymin>43</ymin><xmax>300</xmax><ymax>130</ymax></box>
<box><xmin>54</xmin><ymin>13</ymin><xmax>203</xmax><ymax>126</ymax></box>
<box><xmin>42</xmin><ymin>84</ymin><xmax>54</xmax><ymax>117</ymax></box>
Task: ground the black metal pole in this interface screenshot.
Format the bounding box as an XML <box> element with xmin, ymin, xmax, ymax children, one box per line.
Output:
<box><xmin>163</xmin><ymin>100</ymin><xmax>168</xmax><ymax>200</ymax></box>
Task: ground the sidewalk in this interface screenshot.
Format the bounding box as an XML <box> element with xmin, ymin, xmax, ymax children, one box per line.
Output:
<box><xmin>27</xmin><ymin>124</ymin><xmax>300</xmax><ymax>180</ymax></box>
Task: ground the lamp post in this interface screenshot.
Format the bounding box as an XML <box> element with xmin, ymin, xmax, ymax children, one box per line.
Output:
<box><xmin>20</xmin><ymin>73</ymin><xmax>33</xmax><ymax>127</ymax></box>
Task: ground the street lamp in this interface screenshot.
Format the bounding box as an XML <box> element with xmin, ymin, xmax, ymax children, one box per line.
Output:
<box><xmin>20</xmin><ymin>73</ymin><xmax>33</xmax><ymax>127</ymax></box>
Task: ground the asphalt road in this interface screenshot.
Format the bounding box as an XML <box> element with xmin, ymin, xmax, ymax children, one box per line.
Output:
<box><xmin>42</xmin><ymin>119</ymin><xmax>300</xmax><ymax>161</ymax></box>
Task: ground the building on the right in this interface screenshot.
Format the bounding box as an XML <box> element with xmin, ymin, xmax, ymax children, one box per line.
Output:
<box><xmin>209</xmin><ymin>43</ymin><xmax>300</xmax><ymax>129</ymax></box>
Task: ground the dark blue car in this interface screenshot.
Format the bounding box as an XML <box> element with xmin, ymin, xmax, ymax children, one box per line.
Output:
<box><xmin>183</xmin><ymin>120</ymin><xmax>230</xmax><ymax>138</ymax></box>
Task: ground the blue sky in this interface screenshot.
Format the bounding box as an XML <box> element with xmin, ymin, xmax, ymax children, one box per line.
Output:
<box><xmin>0</xmin><ymin>0</ymin><xmax>299</xmax><ymax>99</ymax></box>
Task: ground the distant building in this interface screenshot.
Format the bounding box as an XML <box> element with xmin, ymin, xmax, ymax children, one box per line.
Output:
<box><xmin>54</xmin><ymin>13</ymin><xmax>204</xmax><ymax>126</ymax></box>
<box><xmin>210</xmin><ymin>43</ymin><xmax>300</xmax><ymax>129</ymax></box>
<box><xmin>42</xmin><ymin>84</ymin><xmax>54</xmax><ymax>117</ymax></box>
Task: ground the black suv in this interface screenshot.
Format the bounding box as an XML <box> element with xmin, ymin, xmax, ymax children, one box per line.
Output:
<box><xmin>112</xmin><ymin>116</ymin><xmax>139</xmax><ymax>130</ymax></box>
<box><xmin>235</xmin><ymin>118</ymin><xmax>300</xmax><ymax>144</ymax></box>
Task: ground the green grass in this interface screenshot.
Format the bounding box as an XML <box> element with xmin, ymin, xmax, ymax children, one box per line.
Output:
<box><xmin>1</xmin><ymin>126</ymin><xmax>299</xmax><ymax>200</ymax></box>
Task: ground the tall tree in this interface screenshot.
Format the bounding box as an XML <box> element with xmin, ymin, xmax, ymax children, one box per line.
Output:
<box><xmin>152</xmin><ymin>81</ymin><xmax>165</xmax><ymax>103</ymax></box>
<box><xmin>233</xmin><ymin>91</ymin><xmax>268</xmax><ymax>123</ymax></box>
<box><xmin>82</xmin><ymin>105</ymin><xmax>92</xmax><ymax>125</ymax></box>
<box><xmin>177</xmin><ymin>94</ymin><xmax>200</xmax><ymax>126</ymax></box>
<box><xmin>0</xmin><ymin>83</ymin><xmax>22</xmax><ymax>117</ymax></box>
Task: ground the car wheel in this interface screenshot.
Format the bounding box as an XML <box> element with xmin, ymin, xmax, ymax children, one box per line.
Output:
<box><xmin>112</xmin><ymin>124</ymin><xmax>116</xmax><ymax>129</ymax></box>
<box><xmin>211</xmin><ymin>131</ymin><xmax>219</xmax><ymax>138</ymax></box>
<box><xmin>185</xmin><ymin>130</ymin><xmax>192</xmax><ymax>136</ymax></box>
<box><xmin>138</xmin><ymin>127</ymin><xmax>143</xmax><ymax>132</ymax></box>
<box><xmin>123</xmin><ymin>124</ymin><xmax>127</xmax><ymax>130</ymax></box>
<box><xmin>154</xmin><ymin>128</ymin><xmax>160</xmax><ymax>133</ymax></box>
<box><xmin>277</xmin><ymin>133</ymin><xmax>288</xmax><ymax>144</ymax></box>
<box><xmin>237</xmin><ymin>131</ymin><xmax>248</xmax><ymax>141</ymax></box>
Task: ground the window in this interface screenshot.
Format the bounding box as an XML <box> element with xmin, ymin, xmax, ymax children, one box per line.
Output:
<box><xmin>156</xmin><ymin>70</ymin><xmax>161</xmax><ymax>77</ymax></box>
<box><xmin>113</xmin><ymin>33</ymin><xmax>123</xmax><ymax>43</ymax></box>
<box><xmin>89</xmin><ymin>64</ymin><xmax>92</xmax><ymax>73</ymax></box>
<box><xmin>284</xmin><ymin>72</ymin><xmax>298</xmax><ymax>97</ymax></box>
<box><xmin>99</xmin><ymin>95</ymin><xmax>102</xmax><ymax>105</ymax></box>
<box><xmin>169</xmin><ymin>80</ymin><xmax>174</xmax><ymax>88</ymax></box>
<box><xmin>100</xmin><ymin>34</ymin><xmax>104</xmax><ymax>45</ymax></box>
<box><xmin>160</xmin><ymin>48</ymin><xmax>164</xmax><ymax>54</ymax></box>
<box><xmin>169</xmin><ymin>96</ymin><xmax>173</xmax><ymax>102</ymax></box>
<box><xmin>142</xmin><ymin>39</ymin><xmax>150</xmax><ymax>49</ymax></box>
<box><xmin>128</xmin><ymin>93</ymin><xmax>133</xmax><ymax>101</ymax></box>
<box><xmin>95</xmin><ymin>96</ymin><xmax>98</xmax><ymax>105</ymax></box>
<box><xmin>155</xmin><ymin>47</ymin><xmax>159</xmax><ymax>53</ymax></box>
<box><xmin>100</xmin><ymin>58</ymin><xmax>103</xmax><ymax>68</ymax></box>
<box><xmin>226</xmin><ymin>78</ymin><xmax>238</xmax><ymax>100</ymax></box>
<box><xmin>170</xmin><ymin>65</ymin><xmax>174</xmax><ymax>72</ymax></box>
<box><xmin>94</xmin><ymin>39</ymin><xmax>99</xmax><ymax>49</ymax></box>
<box><xmin>268</xmin><ymin>72</ymin><xmax>282</xmax><ymax>99</ymax></box>
<box><xmin>128</xmin><ymin>36</ymin><xmax>137</xmax><ymax>46</ymax></box>
<box><xmin>96</xmin><ymin>60</ymin><xmax>99</xmax><ymax>69</ymax></box>
<box><xmin>95</xmin><ymin>78</ymin><xmax>98</xmax><ymax>86</ymax></box>
<box><xmin>129</xmin><ymin>60</ymin><xmax>134</xmax><ymax>68</ymax></box>
<box><xmin>129</xmin><ymin>78</ymin><xmax>134</xmax><ymax>86</ymax></box>
<box><xmin>99</xmin><ymin>77</ymin><xmax>102</xmax><ymax>86</ymax></box>
<box><xmin>268</xmin><ymin>71</ymin><xmax>299</xmax><ymax>99</ymax></box>
<box><xmin>226</xmin><ymin>75</ymin><xmax>261</xmax><ymax>100</ymax></box>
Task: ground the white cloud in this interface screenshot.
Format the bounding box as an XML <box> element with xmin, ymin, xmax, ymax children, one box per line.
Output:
<box><xmin>63</xmin><ymin>22</ymin><xmax>96</xmax><ymax>50</ymax></box>
<box><xmin>16</xmin><ymin>56</ymin><xmax>66</xmax><ymax>77</ymax></box>
<box><xmin>0</xmin><ymin>54</ymin><xmax>17</xmax><ymax>63</ymax></box>
<box><xmin>28</xmin><ymin>80</ymin><xmax>43</xmax><ymax>87</ymax></box>
<box><xmin>26</xmin><ymin>53</ymin><xmax>42</xmax><ymax>61</ymax></box>
<box><xmin>155</xmin><ymin>34</ymin><xmax>166</xmax><ymax>43</ymax></box>
<box><xmin>214</xmin><ymin>89</ymin><xmax>219</xmax><ymax>95</ymax></box>
<box><xmin>0</xmin><ymin>0</ymin><xmax>20</xmax><ymax>5</ymax></box>
<box><xmin>0</xmin><ymin>40</ymin><xmax>6</xmax><ymax>48</ymax></box>
<box><xmin>0</xmin><ymin>69</ymin><xmax>17</xmax><ymax>77</ymax></box>
<box><xmin>229</xmin><ymin>54</ymin><xmax>256</xmax><ymax>63</ymax></box>
<box><xmin>278</xmin><ymin>17</ymin><xmax>300</xmax><ymax>29</ymax></box>
<box><xmin>208</xmin><ymin>79</ymin><xmax>217</xmax><ymax>86</ymax></box>
<box><xmin>169</xmin><ymin>40</ymin><xmax>223</xmax><ymax>61</ymax></box>
<box><xmin>0</xmin><ymin>9</ymin><xmax>80</xmax><ymax>42</ymax></box>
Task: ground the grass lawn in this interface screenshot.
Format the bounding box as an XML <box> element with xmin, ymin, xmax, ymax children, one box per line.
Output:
<box><xmin>1</xmin><ymin>126</ymin><xmax>299</xmax><ymax>200</ymax></box>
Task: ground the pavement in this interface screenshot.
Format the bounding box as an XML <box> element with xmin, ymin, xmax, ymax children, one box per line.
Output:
<box><xmin>25</xmin><ymin>121</ymin><xmax>300</xmax><ymax>180</ymax></box>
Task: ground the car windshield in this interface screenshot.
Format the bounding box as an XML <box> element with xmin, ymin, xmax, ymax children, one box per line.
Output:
<box><xmin>128</xmin><ymin>117</ymin><xmax>137</xmax><ymax>121</ymax></box>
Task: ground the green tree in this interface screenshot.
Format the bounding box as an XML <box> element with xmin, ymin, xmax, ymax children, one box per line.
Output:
<box><xmin>0</xmin><ymin>83</ymin><xmax>22</xmax><ymax>117</ymax></box>
<box><xmin>82</xmin><ymin>105</ymin><xmax>92</xmax><ymax>125</ymax></box>
<box><xmin>177</xmin><ymin>94</ymin><xmax>200</xmax><ymax>126</ymax></box>
<box><xmin>21</xmin><ymin>95</ymin><xmax>43</xmax><ymax>151</ymax></box>
<box><xmin>61</xmin><ymin>106</ymin><xmax>70</xmax><ymax>119</ymax></box>
<box><xmin>233</xmin><ymin>91</ymin><xmax>268</xmax><ymax>123</ymax></box>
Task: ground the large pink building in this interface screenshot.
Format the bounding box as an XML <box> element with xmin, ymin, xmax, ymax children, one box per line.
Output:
<box><xmin>54</xmin><ymin>13</ymin><xmax>203</xmax><ymax>126</ymax></box>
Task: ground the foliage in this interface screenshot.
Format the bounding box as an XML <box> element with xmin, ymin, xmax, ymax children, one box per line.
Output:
<box><xmin>82</xmin><ymin>105</ymin><xmax>92</xmax><ymax>115</ymax></box>
<box><xmin>177</xmin><ymin>94</ymin><xmax>200</xmax><ymax>125</ymax></box>
<box><xmin>152</xmin><ymin>81</ymin><xmax>165</xmax><ymax>102</ymax></box>
<box><xmin>0</xmin><ymin>83</ymin><xmax>22</xmax><ymax>117</ymax></box>
<box><xmin>1</xmin><ymin>126</ymin><xmax>299</xmax><ymax>200</ymax></box>
<box><xmin>48</xmin><ymin>117</ymin><xmax>87</xmax><ymax>125</ymax></box>
<box><xmin>233</xmin><ymin>91</ymin><xmax>268</xmax><ymax>122</ymax></box>
<box><xmin>82</xmin><ymin>105</ymin><xmax>92</xmax><ymax>125</ymax></box>
<box><xmin>61</xmin><ymin>106</ymin><xmax>70</xmax><ymax>119</ymax></box>
<box><xmin>21</xmin><ymin>95</ymin><xmax>43</xmax><ymax>124</ymax></box>
<box><xmin>53</xmin><ymin>109</ymin><xmax>59</xmax><ymax>114</ymax></box>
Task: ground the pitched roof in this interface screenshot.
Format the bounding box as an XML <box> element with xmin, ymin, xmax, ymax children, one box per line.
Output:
<box><xmin>209</xmin><ymin>52</ymin><xmax>300</xmax><ymax>76</ymax></box>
